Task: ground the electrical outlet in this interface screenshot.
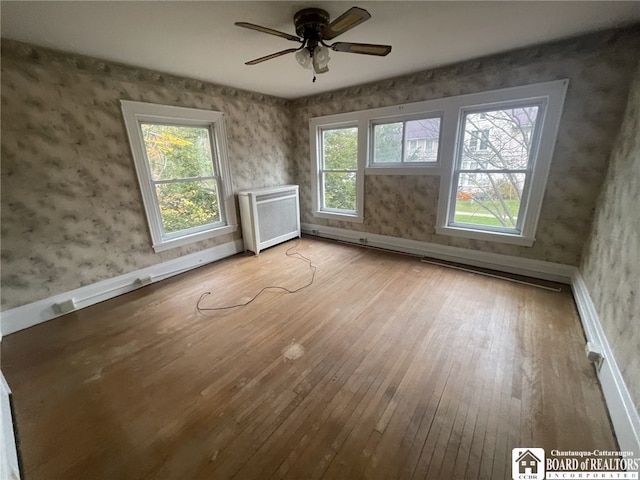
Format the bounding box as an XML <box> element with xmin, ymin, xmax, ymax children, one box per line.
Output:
<box><xmin>359</xmin><ymin>238</ymin><xmax>368</xmax><ymax>244</ymax></box>
<box><xmin>585</xmin><ymin>342</ymin><xmax>604</xmax><ymax>371</ymax></box>
<box><xmin>53</xmin><ymin>299</ymin><xmax>76</xmax><ymax>314</ymax></box>
<box><xmin>136</xmin><ymin>275</ymin><xmax>153</xmax><ymax>286</ymax></box>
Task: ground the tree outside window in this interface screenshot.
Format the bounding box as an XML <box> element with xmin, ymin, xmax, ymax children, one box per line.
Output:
<box><xmin>320</xmin><ymin>126</ymin><xmax>358</xmax><ymax>212</ymax></box>
<box><xmin>121</xmin><ymin>100</ymin><xmax>236</xmax><ymax>252</ymax></box>
<box><xmin>140</xmin><ymin>124</ymin><xmax>222</xmax><ymax>234</ymax></box>
<box><xmin>453</xmin><ymin>106</ymin><xmax>540</xmax><ymax>230</ymax></box>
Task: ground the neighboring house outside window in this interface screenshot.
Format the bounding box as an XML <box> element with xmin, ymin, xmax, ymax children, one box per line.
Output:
<box><xmin>468</xmin><ymin>128</ymin><xmax>490</xmax><ymax>151</ymax></box>
<box><xmin>372</xmin><ymin>116</ymin><xmax>442</xmax><ymax>165</ymax></box>
<box><xmin>121</xmin><ymin>101</ymin><xmax>237</xmax><ymax>252</ymax></box>
<box><xmin>453</xmin><ymin>106</ymin><xmax>539</xmax><ymax>231</ymax></box>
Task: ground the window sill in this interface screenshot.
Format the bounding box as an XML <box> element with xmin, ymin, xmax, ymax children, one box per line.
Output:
<box><xmin>313</xmin><ymin>210</ymin><xmax>364</xmax><ymax>224</ymax></box>
<box><xmin>152</xmin><ymin>224</ymin><xmax>238</xmax><ymax>253</ymax></box>
<box><xmin>435</xmin><ymin>225</ymin><xmax>534</xmax><ymax>247</ymax></box>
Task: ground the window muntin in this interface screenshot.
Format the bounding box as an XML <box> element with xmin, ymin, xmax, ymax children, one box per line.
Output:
<box><xmin>320</xmin><ymin>126</ymin><xmax>358</xmax><ymax>213</ymax></box>
<box><xmin>449</xmin><ymin>104</ymin><xmax>542</xmax><ymax>233</ymax></box>
<box><xmin>120</xmin><ymin>101</ymin><xmax>237</xmax><ymax>252</ymax></box>
<box><xmin>371</xmin><ymin>116</ymin><xmax>441</xmax><ymax>165</ymax></box>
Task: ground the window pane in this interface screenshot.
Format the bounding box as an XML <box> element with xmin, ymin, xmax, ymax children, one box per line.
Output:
<box><xmin>454</xmin><ymin>172</ymin><xmax>525</xmax><ymax>229</ymax></box>
<box><xmin>373</xmin><ymin>122</ymin><xmax>402</xmax><ymax>163</ymax></box>
<box><xmin>156</xmin><ymin>180</ymin><xmax>221</xmax><ymax>233</ymax></box>
<box><xmin>141</xmin><ymin>124</ymin><xmax>215</xmax><ymax>180</ymax></box>
<box><xmin>322</xmin><ymin>127</ymin><xmax>357</xmax><ymax>170</ymax></box>
<box><xmin>323</xmin><ymin>172</ymin><xmax>356</xmax><ymax>211</ymax></box>
<box><xmin>405</xmin><ymin>118</ymin><xmax>440</xmax><ymax>162</ymax></box>
<box><xmin>461</xmin><ymin>107</ymin><xmax>539</xmax><ymax>170</ymax></box>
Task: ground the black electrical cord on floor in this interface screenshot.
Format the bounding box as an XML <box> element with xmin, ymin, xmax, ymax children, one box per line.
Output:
<box><xmin>196</xmin><ymin>240</ymin><xmax>317</xmax><ymax>312</ymax></box>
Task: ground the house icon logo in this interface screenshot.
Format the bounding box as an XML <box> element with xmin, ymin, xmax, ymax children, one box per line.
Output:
<box><xmin>512</xmin><ymin>448</ymin><xmax>545</xmax><ymax>480</ymax></box>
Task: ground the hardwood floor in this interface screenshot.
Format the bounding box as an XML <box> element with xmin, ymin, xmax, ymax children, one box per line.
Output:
<box><xmin>2</xmin><ymin>238</ymin><xmax>616</xmax><ymax>479</ymax></box>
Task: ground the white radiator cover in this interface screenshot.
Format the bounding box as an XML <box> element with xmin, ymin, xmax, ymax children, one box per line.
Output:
<box><xmin>237</xmin><ymin>185</ymin><xmax>300</xmax><ymax>254</ymax></box>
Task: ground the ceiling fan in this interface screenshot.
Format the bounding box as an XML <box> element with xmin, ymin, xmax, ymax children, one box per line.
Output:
<box><xmin>235</xmin><ymin>6</ymin><xmax>392</xmax><ymax>79</ymax></box>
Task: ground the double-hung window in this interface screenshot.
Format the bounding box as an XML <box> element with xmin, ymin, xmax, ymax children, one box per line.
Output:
<box><xmin>320</xmin><ymin>125</ymin><xmax>359</xmax><ymax>213</ymax></box>
<box><xmin>450</xmin><ymin>104</ymin><xmax>541</xmax><ymax>232</ymax></box>
<box><xmin>310</xmin><ymin>115</ymin><xmax>365</xmax><ymax>223</ymax></box>
<box><xmin>437</xmin><ymin>80</ymin><xmax>568</xmax><ymax>246</ymax></box>
<box><xmin>121</xmin><ymin>101</ymin><xmax>237</xmax><ymax>252</ymax></box>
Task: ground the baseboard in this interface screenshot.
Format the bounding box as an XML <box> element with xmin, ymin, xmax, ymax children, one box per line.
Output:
<box><xmin>301</xmin><ymin>223</ymin><xmax>575</xmax><ymax>283</ymax></box>
<box><xmin>572</xmin><ymin>271</ymin><xmax>640</xmax><ymax>458</ymax></box>
<box><xmin>0</xmin><ymin>239</ymin><xmax>243</xmax><ymax>336</ymax></box>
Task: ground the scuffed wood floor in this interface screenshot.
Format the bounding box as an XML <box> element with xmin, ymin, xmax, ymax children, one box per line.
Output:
<box><xmin>2</xmin><ymin>238</ymin><xmax>616</xmax><ymax>479</ymax></box>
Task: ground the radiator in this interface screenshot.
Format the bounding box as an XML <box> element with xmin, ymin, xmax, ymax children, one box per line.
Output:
<box><xmin>237</xmin><ymin>185</ymin><xmax>300</xmax><ymax>255</ymax></box>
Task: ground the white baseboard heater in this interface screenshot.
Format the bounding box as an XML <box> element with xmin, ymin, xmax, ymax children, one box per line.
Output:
<box><xmin>237</xmin><ymin>185</ymin><xmax>300</xmax><ymax>255</ymax></box>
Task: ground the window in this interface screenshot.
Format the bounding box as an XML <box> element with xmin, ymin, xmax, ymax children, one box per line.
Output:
<box><xmin>121</xmin><ymin>101</ymin><xmax>237</xmax><ymax>252</ymax></box>
<box><xmin>308</xmin><ymin>80</ymin><xmax>567</xmax><ymax>241</ymax></box>
<box><xmin>468</xmin><ymin>129</ymin><xmax>490</xmax><ymax>151</ymax></box>
<box><xmin>310</xmin><ymin>112</ymin><xmax>365</xmax><ymax>223</ymax></box>
<box><xmin>372</xmin><ymin>116</ymin><xmax>441</xmax><ymax>165</ymax></box>
<box><xmin>437</xmin><ymin>80</ymin><xmax>568</xmax><ymax>246</ymax></box>
<box><xmin>452</xmin><ymin>105</ymin><xmax>539</xmax><ymax>231</ymax></box>
<box><xmin>320</xmin><ymin>126</ymin><xmax>358</xmax><ymax>213</ymax></box>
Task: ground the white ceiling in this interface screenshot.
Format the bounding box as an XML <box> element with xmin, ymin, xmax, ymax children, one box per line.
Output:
<box><xmin>2</xmin><ymin>1</ymin><xmax>639</xmax><ymax>99</ymax></box>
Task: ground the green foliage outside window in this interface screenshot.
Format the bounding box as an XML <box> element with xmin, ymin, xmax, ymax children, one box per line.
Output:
<box><xmin>373</xmin><ymin>122</ymin><xmax>402</xmax><ymax>163</ymax></box>
<box><xmin>322</xmin><ymin>127</ymin><xmax>357</xmax><ymax>211</ymax></box>
<box><xmin>141</xmin><ymin>124</ymin><xmax>220</xmax><ymax>233</ymax></box>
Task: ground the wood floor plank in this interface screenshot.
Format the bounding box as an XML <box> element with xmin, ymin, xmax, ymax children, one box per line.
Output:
<box><xmin>1</xmin><ymin>238</ymin><xmax>618</xmax><ymax>480</ymax></box>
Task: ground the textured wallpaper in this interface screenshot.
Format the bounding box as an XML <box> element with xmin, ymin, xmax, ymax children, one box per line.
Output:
<box><xmin>2</xmin><ymin>27</ymin><xmax>640</xmax><ymax>314</ymax></box>
<box><xmin>580</xmin><ymin>61</ymin><xmax>640</xmax><ymax>413</ymax></box>
<box><xmin>1</xmin><ymin>40</ymin><xmax>294</xmax><ymax>310</ymax></box>
<box><xmin>291</xmin><ymin>27</ymin><xmax>640</xmax><ymax>265</ymax></box>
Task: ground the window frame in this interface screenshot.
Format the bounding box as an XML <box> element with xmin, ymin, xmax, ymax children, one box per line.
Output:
<box><xmin>318</xmin><ymin>124</ymin><xmax>360</xmax><ymax>216</ymax></box>
<box><xmin>448</xmin><ymin>101</ymin><xmax>544</xmax><ymax>235</ymax></box>
<box><xmin>121</xmin><ymin>100</ymin><xmax>237</xmax><ymax>252</ymax></box>
<box><xmin>436</xmin><ymin>80</ymin><xmax>568</xmax><ymax>246</ymax></box>
<box><xmin>310</xmin><ymin>113</ymin><xmax>367</xmax><ymax>223</ymax></box>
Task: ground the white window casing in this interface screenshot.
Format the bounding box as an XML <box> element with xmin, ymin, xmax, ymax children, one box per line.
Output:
<box><xmin>310</xmin><ymin>114</ymin><xmax>366</xmax><ymax>223</ymax></box>
<box><xmin>436</xmin><ymin>80</ymin><xmax>568</xmax><ymax>246</ymax></box>
<box><xmin>121</xmin><ymin>100</ymin><xmax>237</xmax><ymax>252</ymax></box>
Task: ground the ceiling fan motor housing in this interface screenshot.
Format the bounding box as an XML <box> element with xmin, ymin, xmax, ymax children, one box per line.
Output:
<box><xmin>294</xmin><ymin>8</ymin><xmax>330</xmax><ymax>43</ymax></box>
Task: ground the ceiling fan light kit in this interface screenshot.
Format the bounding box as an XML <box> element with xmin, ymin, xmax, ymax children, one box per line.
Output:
<box><xmin>235</xmin><ymin>6</ymin><xmax>392</xmax><ymax>82</ymax></box>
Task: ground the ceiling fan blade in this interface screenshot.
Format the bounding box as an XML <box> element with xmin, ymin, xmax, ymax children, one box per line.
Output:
<box><xmin>235</xmin><ymin>22</ymin><xmax>301</xmax><ymax>42</ymax></box>
<box><xmin>322</xmin><ymin>7</ymin><xmax>371</xmax><ymax>40</ymax></box>
<box><xmin>330</xmin><ymin>42</ymin><xmax>392</xmax><ymax>56</ymax></box>
<box><xmin>245</xmin><ymin>48</ymin><xmax>299</xmax><ymax>65</ymax></box>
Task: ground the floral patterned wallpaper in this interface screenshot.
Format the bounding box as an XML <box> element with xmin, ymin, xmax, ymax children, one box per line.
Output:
<box><xmin>580</xmin><ymin>61</ymin><xmax>640</xmax><ymax>413</ymax></box>
<box><xmin>1</xmin><ymin>39</ymin><xmax>294</xmax><ymax>310</ymax></box>
<box><xmin>290</xmin><ymin>27</ymin><xmax>640</xmax><ymax>265</ymax></box>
